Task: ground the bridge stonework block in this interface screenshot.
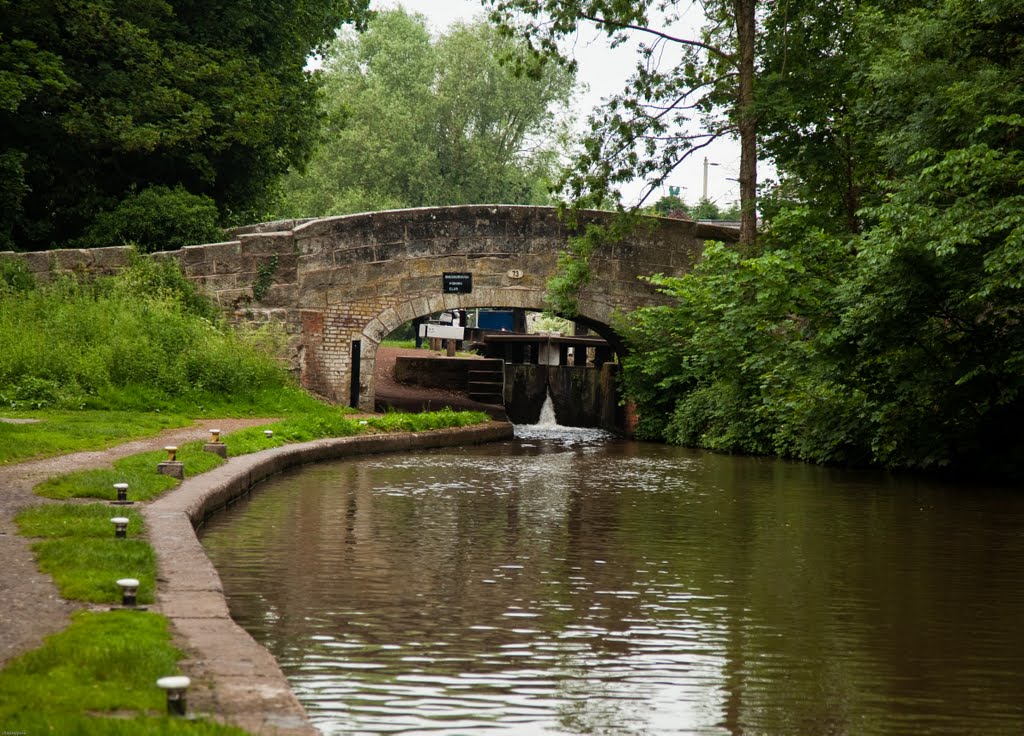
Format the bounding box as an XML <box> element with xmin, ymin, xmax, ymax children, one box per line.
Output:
<box><xmin>407</xmin><ymin>218</ymin><xmax>451</xmax><ymax>241</ymax></box>
<box><xmin>333</xmin><ymin>246</ymin><xmax>376</xmax><ymax>265</ymax></box>
<box><xmin>238</xmin><ymin>231</ymin><xmax>296</xmax><ymax>257</ymax></box>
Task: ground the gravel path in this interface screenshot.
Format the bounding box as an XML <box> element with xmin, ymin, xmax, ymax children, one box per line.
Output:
<box><xmin>0</xmin><ymin>417</ymin><xmax>273</xmax><ymax>668</ymax></box>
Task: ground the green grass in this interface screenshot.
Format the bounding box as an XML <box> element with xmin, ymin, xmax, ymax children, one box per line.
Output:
<box><xmin>36</xmin><ymin>441</ymin><xmax>225</xmax><ymax>501</ymax></box>
<box><xmin>0</xmin><ymin>410</ymin><xmax>193</xmax><ymax>465</ymax></box>
<box><xmin>15</xmin><ymin>503</ymin><xmax>144</xmax><ymax>539</ymax></box>
<box><xmin>0</xmin><ymin>610</ymin><xmax>247</xmax><ymax>734</ymax></box>
<box><xmin>0</xmin><ymin>258</ymin><xmax>298</xmax><ymax>414</ymax></box>
<box><xmin>16</xmin><ymin>504</ymin><xmax>154</xmax><ymax>604</ymax></box>
<box><xmin>32</xmin><ymin>538</ymin><xmax>156</xmax><ymax>604</ymax></box>
<box><xmin>223</xmin><ymin>407</ymin><xmax>493</xmax><ymax>456</ymax></box>
<box><xmin>366</xmin><ymin>407</ymin><xmax>490</xmax><ymax>432</ymax></box>
<box><xmin>379</xmin><ymin>338</ymin><xmax>422</xmax><ymax>349</ymax></box>
<box><xmin>34</xmin><ymin>408</ymin><xmax>493</xmax><ymax>503</ymax></box>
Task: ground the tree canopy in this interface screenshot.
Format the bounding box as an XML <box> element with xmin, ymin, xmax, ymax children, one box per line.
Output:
<box><xmin>0</xmin><ymin>0</ymin><xmax>370</xmax><ymax>251</ymax></box>
<box><xmin>619</xmin><ymin>0</ymin><xmax>1024</xmax><ymax>477</ymax></box>
<box><xmin>272</xmin><ymin>9</ymin><xmax>575</xmax><ymax>217</ymax></box>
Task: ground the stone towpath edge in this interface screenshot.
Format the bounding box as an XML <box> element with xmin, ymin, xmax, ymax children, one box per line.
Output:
<box><xmin>144</xmin><ymin>422</ymin><xmax>514</xmax><ymax>735</ymax></box>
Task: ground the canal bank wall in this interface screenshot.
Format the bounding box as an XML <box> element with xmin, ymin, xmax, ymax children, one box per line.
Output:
<box><xmin>143</xmin><ymin>421</ymin><xmax>514</xmax><ymax>735</ymax></box>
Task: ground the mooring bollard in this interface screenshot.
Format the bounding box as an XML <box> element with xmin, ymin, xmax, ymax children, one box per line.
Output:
<box><xmin>157</xmin><ymin>445</ymin><xmax>185</xmax><ymax>479</ymax></box>
<box><xmin>264</xmin><ymin>429</ymin><xmax>274</xmax><ymax>439</ymax></box>
<box><xmin>156</xmin><ymin>676</ymin><xmax>191</xmax><ymax>716</ymax></box>
<box><xmin>203</xmin><ymin>428</ymin><xmax>227</xmax><ymax>458</ymax></box>
<box><xmin>110</xmin><ymin>517</ymin><xmax>129</xmax><ymax>539</ymax></box>
<box><xmin>111</xmin><ymin>482</ymin><xmax>133</xmax><ymax>505</ymax></box>
<box><xmin>116</xmin><ymin>577</ymin><xmax>140</xmax><ymax>607</ymax></box>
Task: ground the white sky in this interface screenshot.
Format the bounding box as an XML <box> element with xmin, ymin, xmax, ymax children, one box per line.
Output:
<box><xmin>369</xmin><ymin>0</ymin><xmax>749</xmax><ymax>209</ymax></box>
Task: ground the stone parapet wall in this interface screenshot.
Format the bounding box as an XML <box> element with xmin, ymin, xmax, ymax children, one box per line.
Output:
<box><xmin>2</xmin><ymin>205</ymin><xmax>732</xmax><ymax>410</ymax></box>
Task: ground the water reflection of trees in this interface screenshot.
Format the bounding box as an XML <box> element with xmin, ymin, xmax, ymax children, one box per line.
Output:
<box><xmin>201</xmin><ymin>444</ymin><xmax>1024</xmax><ymax>735</ymax></box>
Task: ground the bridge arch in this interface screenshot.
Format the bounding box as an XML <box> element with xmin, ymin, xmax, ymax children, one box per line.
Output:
<box><xmin>250</xmin><ymin>205</ymin><xmax>733</xmax><ymax>410</ymax></box>
<box><xmin>352</xmin><ymin>290</ymin><xmax>625</xmax><ymax>411</ymax></box>
<box><xmin>5</xmin><ymin>205</ymin><xmax>737</xmax><ymax>411</ymax></box>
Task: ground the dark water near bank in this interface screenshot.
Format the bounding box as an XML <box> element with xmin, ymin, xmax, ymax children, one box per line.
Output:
<box><xmin>200</xmin><ymin>427</ymin><xmax>1024</xmax><ymax>735</ymax></box>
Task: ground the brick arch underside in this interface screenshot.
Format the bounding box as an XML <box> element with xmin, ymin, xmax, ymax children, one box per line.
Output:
<box><xmin>341</xmin><ymin>288</ymin><xmax>623</xmax><ymax>412</ymax></box>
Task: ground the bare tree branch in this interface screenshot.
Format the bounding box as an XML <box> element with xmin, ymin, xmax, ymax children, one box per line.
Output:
<box><xmin>579</xmin><ymin>13</ymin><xmax>736</xmax><ymax>64</ymax></box>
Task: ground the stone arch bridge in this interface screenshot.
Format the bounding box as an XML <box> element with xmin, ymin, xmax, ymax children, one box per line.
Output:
<box><xmin>7</xmin><ymin>205</ymin><xmax>737</xmax><ymax>411</ymax></box>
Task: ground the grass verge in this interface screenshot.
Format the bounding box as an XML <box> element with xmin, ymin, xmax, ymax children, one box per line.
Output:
<box><xmin>16</xmin><ymin>504</ymin><xmax>154</xmax><ymax>604</ymax></box>
<box><xmin>0</xmin><ymin>610</ymin><xmax>248</xmax><ymax>734</ymax></box>
<box><xmin>37</xmin><ymin>408</ymin><xmax>493</xmax><ymax>497</ymax></box>
<box><xmin>0</xmin><ymin>411</ymin><xmax>193</xmax><ymax>466</ymax></box>
<box><xmin>35</xmin><ymin>441</ymin><xmax>226</xmax><ymax>501</ymax></box>
<box><xmin>11</xmin><ymin>405</ymin><xmax>494</xmax><ymax>730</ymax></box>
<box><xmin>226</xmin><ymin>406</ymin><xmax>492</xmax><ymax>455</ymax></box>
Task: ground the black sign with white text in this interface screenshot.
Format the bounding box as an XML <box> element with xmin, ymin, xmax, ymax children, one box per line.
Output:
<box><xmin>442</xmin><ymin>272</ymin><xmax>472</xmax><ymax>293</ymax></box>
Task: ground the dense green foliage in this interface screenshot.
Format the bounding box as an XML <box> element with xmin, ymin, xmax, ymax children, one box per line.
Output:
<box><xmin>0</xmin><ymin>610</ymin><xmax>248</xmax><ymax>734</ymax></box>
<box><xmin>650</xmin><ymin>191</ymin><xmax>741</xmax><ymax>221</ymax></box>
<box><xmin>1</xmin><ymin>0</ymin><xmax>370</xmax><ymax>251</ymax></box>
<box><xmin>274</xmin><ymin>9</ymin><xmax>574</xmax><ymax>217</ymax></box>
<box><xmin>77</xmin><ymin>185</ymin><xmax>224</xmax><ymax>253</ymax></box>
<box><xmin>621</xmin><ymin>0</ymin><xmax>1024</xmax><ymax>477</ymax></box>
<box><xmin>0</xmin><ymin>256</ymin><xmax>298</xmax><ymax>413</ymax></box>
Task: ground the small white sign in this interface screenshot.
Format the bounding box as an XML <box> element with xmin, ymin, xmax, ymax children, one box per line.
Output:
<box><xmin>419</xmin><ymin>324</ymin><xmax>465</xmax><ymax>340</ymax></box>
<box><xmin>507</xmin><ymin>269</ymin><xmax>524</xmax><ymax>279</ymax></box>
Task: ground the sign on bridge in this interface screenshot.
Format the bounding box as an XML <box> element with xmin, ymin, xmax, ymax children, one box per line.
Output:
<box><xmin>443</xmin><ymin>272</ymin><xmax>472</xmax><ymax>293</ymax></box>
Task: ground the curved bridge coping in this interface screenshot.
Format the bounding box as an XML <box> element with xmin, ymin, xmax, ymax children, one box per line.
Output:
<box><xmin>142</xmin><ymin>422</ymin><xmax>514</xmax><ymax>735</ymax></box>
<box><xmin>2</xmin><ymin>205</ymin><xmax>737</xmax><ymax>409</ymax></box>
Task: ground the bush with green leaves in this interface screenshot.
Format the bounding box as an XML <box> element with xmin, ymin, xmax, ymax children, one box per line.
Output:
<box><xmin>0</xmin><ymin>256</ymin><xmax>35</xmax><ymax>293</ymax></box>
<box><xmin>620</xmin><ymin>207</ymin><xmax>859</xmax><ymax>462</ymax></box>
<box><xmin>78</xmin><ymin>185</ymin><xmax>224</xmax><ymax>253</ymax></box>
<box><xmin>0</xmin><ymin>257</ymin><xmax>295</xmax><ymax>412</ymax></box>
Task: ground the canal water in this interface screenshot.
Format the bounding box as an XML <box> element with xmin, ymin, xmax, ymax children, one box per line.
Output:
<box><xmin>199</xmin><ymin>427</ymin><xmax>1024</xmax><ymax>735</ymax></box>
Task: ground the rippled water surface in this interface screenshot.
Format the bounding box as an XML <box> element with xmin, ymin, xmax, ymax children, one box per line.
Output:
<box><xmin>200</xmin><ymin>428</ymin><xmax>1024</xmax><ymax>735</ymax></box>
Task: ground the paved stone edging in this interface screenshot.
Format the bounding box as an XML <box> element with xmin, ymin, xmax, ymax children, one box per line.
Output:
<box><xmin>143</xmin><ymin>422</ymin><xmax>514</xmax><ymax>735</ymax></box>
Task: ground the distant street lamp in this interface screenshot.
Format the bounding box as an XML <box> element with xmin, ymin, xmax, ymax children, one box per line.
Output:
<box><xmin>703</xmin><ymin>157</ymin><xmax>720</xmax><ymax>201</ymax></box>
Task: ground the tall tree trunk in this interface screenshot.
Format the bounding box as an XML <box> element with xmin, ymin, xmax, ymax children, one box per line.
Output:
<box><xmin>734</xmin><ymin>0</ymin><xmax>758</xmax><ymax>249</ymax></box>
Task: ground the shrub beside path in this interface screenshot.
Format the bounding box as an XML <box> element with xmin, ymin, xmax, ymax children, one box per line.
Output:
<box><xmin>0</xmin><ymin>417</ymin><xmax>273</xmax><ymax>668</ymax></box>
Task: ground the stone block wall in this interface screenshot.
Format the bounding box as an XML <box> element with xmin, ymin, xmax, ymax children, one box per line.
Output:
<box><xmin>2</xmin><ymin>205</ymin><xmax>733</xmax><ymax>410</ymax></box>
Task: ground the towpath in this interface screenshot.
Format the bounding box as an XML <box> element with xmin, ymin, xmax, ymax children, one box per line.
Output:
<box><xmin>0</xmin><ymin>417</ymin><xmax>273</xmax><ymax>668</ymax></box>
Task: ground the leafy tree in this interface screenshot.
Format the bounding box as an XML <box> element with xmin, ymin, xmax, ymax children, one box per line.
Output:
<box><xmin>651</xmin><ymin>191</ymin><xmax>690</xmax><ymax>219</ymax></box>
<box><xmin>620</xmin><ymin>207</ymin><xmax>858</xmax><ymax>460</ymax></box>
<box><xmin>621</xmin><ymin>0</ymin><xmax>1024</xmax><ymax>477</ymax></box>
<box><xmin>488</xmin><ymin>0</ymin><xmax>759</xmax><ymax>245</ymax></box>
<box><xmin>825</xmin><ymin>0</ymin><xmax>1024</xmax><ymax>472</ymax></box>
<box><xmin>77</xmin><ymin>185</ymin><xmax>223</xmax><ymax>253</ymax></box>
<box><xmin>756</xmin><ymin>0</ymin><xmax>877</xmax><ymax>234</ymax></box>
<box><xmin>274</xmin><ymin>9</ymin><xmax>574</xmax><ymax>217</ymax></box>
<box><xmin>690</xmin><ymin>197</ymin><xmax>741</xmax><ymax>221</ymax></box>
<box><xmin>647</xmin><ymin>191</ymin><xmax>740</xmax><ymax>221</ymax></box>
<box><xmin>0</xmin><ymin>0</ymin><xmax>369</xmax><ymax>250</ymax></box>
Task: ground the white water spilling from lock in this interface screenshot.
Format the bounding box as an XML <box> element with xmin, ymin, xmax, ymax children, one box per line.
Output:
<box><xmin>536</xmin><ymin>390</ymin><xmax>558</xmax><ymax>426</ymax></box>
<box><xmin>514</xmin><ymin>388</ymin><xmax>612</xmax><ymax>445</ymax></box>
